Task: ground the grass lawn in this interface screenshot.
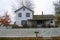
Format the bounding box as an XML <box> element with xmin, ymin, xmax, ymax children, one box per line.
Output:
<box><xmin>0</xmin><ymin>37</ymin><xmax>60</xmax><ymax>40</ymax></box>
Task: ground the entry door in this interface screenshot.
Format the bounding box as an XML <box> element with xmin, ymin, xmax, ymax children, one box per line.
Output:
<box><xmin>37</xmin><ymin>20</ymin><xmax>42</xmax><ymax>25</ymax></box>
<box><xmin>36</xmin><ymin>20</ymin><xmax>42</xmax><ymax>28</ymax></box>
<box><xmin>21</xmin><ymin>20</ymin><xmax>27</xmax><ymax>25</ymax></box>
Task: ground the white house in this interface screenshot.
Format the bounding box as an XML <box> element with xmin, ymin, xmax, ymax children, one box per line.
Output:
<box><xmin>15</xmin><ymin>6</ymin><xmax>55</xmax><ymax>28</ymax></box>
<box><xmin>15</xmin><ymin>6</ymin><xmax>34</xmax><ymax>27</ymax></box>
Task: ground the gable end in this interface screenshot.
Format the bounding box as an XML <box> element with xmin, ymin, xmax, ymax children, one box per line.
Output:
<box><xmin>15</xmin><ymin>6</ymin><xmax>34</xmax><ymax>13</ymax></box>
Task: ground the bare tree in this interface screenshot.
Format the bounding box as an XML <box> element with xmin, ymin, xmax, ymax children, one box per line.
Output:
<box><xmin>11</xmin><ymin>5</ymin><xmax>17</xmax><ymax>11</ymax></box>
<box><xmin>54</xmin><ymin>0</ymin><xmax>60</xmax><ymax>27</ymax></box>
<box><xmin>24</xmin><ymin>0</ymin><xmax>34</xmax><ymax>10</ymax></box>
<box><xmin>11</xmin><ymin>0</ymin><xmax>34</xmax><ymax>11</ymax></box>
<box><xmin>17</xmin><ymin>0</ymin><xmax>34</xmax><ymax>10</ymax></box>
<box><xmin>54</xmin><ymin>1</ymin><xmax>60</xmax><ymax>15</ymax></box>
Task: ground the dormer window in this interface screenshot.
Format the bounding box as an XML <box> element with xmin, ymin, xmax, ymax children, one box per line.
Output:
<box><xmin>26</xmin><ymin>13</ymin><xmax>30</xmax><ymax>17</ymax></box>
<box><xmin>18</xmin><ymin>13</ymin><xmax>22</xmax><ymax>17</ymax></box>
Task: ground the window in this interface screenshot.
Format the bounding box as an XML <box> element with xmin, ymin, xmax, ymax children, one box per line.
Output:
<box><xmin>21</xmin><ymin>20</ymin><xmax>27</xmax><ymax>25</ymax></box>
<box><xmin>56</xmin><ymin>12</ymin><xmax>60</xmax><ymax>14</ymax></box>
<box><xmin>18</xmin><ymin>13</ymin><xmax>22</xmax><ymax>17</ymax></box>
<box><xmin>51</xmin><ymin>20</ymin><xmax>53</xmax><ymax>23</ymax></box>
<box><xmin>23</xmin><ymin>8</ymin><xmax>25</xmax><ymax>11</ymax></box>
<box><xmin>50</xmin><ymin>20</ymin><xmax>53</xmax><ymax>23</ymax></box>
<box><xmin>26</xmin><ymin>13</ymin><xmax>30</xmax><ymax>17</ymax></box>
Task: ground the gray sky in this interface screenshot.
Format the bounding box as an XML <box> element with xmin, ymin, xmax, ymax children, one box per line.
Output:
<box><xmin>0</xmin><ymin>0</ymin><xmax>57</xmax><ymax>15</ymax></box>
<box><xmin>34</xmin><ymin>0</ymin><xmax>57</xmax><ymax>15</ymax></box>
<box><xmin>0</xmin><ymin>0</ymin><xmax>57</xmax><ymax>23</ymax></box>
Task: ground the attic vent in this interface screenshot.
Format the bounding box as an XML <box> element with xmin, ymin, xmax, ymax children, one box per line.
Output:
<box><xmin>23</xmin><ymin>8</ymin><xmax>25</xmax><ymax>11</ymax></box>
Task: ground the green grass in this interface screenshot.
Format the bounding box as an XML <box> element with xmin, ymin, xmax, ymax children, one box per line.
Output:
<box><xmin>0</xmin><ymin>37</ymin><xmax>60</xmax><ymax>40</ymax></box>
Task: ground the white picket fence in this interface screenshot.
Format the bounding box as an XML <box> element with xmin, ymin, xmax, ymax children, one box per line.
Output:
<box><xmin>0</xmin><ymin>28</ymin><xmax>60</xmax><ymax>37</ymax></box>
<box><xmin>0</xmin><ymin>26</ymin><xmax>12</xmax><ymax>29</ymax></box>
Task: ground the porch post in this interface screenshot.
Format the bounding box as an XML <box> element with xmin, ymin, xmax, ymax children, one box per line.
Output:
<box><xmin>42</xmin><ymin>20</ymin><xmax>43</xmax><ymax>27</ymax></box>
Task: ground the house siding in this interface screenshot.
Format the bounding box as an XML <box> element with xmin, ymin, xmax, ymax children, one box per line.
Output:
<box><xmin>16</xmin><ymin>8</ymin><xmax>33</xmax><ymax>26</ymax></box>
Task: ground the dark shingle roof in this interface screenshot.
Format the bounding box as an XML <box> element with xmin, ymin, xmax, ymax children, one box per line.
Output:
<box><xmin>33</xmin><ymin>15</ymin><xmax>54</xmax><ymax>20</ymax></box>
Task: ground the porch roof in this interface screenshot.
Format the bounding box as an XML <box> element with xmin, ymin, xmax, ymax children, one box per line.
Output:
<box><xmin>33</xmin><ymin>15</ymin><xmax>54</xmax><ymax>19</ymax></box>
<box><xmin>28</xmin><ymin>15</ymin><xmax>55</xmax><ymax>21</ymax></box>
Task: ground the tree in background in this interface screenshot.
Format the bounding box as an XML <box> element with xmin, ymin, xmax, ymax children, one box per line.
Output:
<box><xmin>12</xmin><ymin>0</ymin><xmax>34</xmax><ymax>11</ymax></box>
<box><xmin>54</xmin><ymin>0</ymin><xmax>60</xmax><ymax>27</ymax></box>
<box><xmin>0</xmin><ymin>12</ymin><xmax>11</xmax><ymax>28</ymax></box>
<box><xmin>21</xmin><ymin>0</ymin><xmax>34</xmax><ymax>10</ymax></box>
<box><xmin>0</xmin><ymin>17</ymin><xmax>1</xmax><ymax>21</ymax></box>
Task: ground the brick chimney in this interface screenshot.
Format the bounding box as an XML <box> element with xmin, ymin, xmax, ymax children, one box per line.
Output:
<box><xmin>42</xmin><ymin>11</ymin><xmax>43</xmax><ymax>15</ymax></box>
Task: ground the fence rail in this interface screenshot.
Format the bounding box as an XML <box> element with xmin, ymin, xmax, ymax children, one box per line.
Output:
<box><xmin>0</xmin><ymin>28</ymin><xmax>60</xmax><ymax>37</ymax></box>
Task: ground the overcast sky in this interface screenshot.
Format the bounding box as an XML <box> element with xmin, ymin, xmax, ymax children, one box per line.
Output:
<box><xmin>34</xmin><ymin>0</ymin><xmax>57</xmax><ymax>15</ymax></box>
<box><xmin>0</xmin><ymin>0</ymin><xmax>57</xmax><ymax>15</ymax></box>
<box><xmin>0</xmin><ymin>0</ymin><xmax>57</xmax><ymax>23</ymax></box>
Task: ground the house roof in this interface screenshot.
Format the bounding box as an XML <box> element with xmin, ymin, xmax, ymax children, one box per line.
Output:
<box><xmin>33</xmin><ymin>15</ymin><xmax>55</xmax><ymax>20</ymax></box>
<box><xmin>15</xmin><ymin>6</ymin><xmax>34</xmax><ymax>13</ymax></box>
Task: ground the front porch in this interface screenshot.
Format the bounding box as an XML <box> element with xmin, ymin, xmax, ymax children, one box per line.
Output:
<box><xmin>27</xmin><ymin>19</ymin><xmax>55</xmax><ymax>28</ymax></box>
